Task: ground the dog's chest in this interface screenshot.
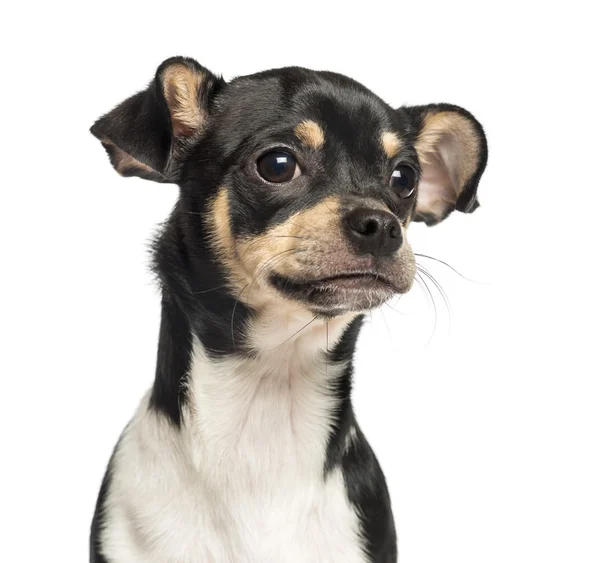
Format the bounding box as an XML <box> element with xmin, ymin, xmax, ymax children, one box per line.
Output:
<box><xmin>102</xmin><ymin>344</ymin><xmax>367</xmax><ymax>563</ymax></box>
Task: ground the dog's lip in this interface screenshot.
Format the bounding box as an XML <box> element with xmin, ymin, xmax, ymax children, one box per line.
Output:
<box><xmin>311</xmin><ymin>272</ymin><xmax>395</xmax><ymax>289</ymax></box>
<box><xmin>272</xmin><ymin>271</ymin><xmax>399</xmax><ymax>293</ymax></box>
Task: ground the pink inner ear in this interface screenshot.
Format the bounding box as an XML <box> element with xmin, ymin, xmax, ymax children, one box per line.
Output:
<box><xmin>413</xmin><ymin>109</ymin><xmax>482</xmax><ymax>223</ymax></box>
<box><xmin>416</xmin><ymin>139</ymin><xmax>458</xmax><ymax>221</ymax></box>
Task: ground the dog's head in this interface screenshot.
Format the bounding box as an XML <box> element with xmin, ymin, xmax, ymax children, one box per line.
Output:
<box><xmin>92</xmin><ymin>57</ymin><xmax>487</xmax><ymax>319</ymax></box>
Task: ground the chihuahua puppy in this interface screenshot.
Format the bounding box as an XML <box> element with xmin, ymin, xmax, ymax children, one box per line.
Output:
<box><xmin>90</xmin><ymin>57</ymin><xmax>487</xmax><ymax>563</ymax></box>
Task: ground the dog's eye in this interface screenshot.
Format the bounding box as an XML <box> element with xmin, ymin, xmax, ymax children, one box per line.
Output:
<box><xmin>257</xmin><ymin>151</ymin><xmax>301</xmax><ymax>183</ymax></box>
<box><xmin>390</xmin><ymin>165</ymin><xmax>416</xmax><ymax>198</ymax></box>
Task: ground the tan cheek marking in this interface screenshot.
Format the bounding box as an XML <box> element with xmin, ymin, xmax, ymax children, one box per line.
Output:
<box><xmin>381</xmin><ymin>131</ymin><xmax>402</xmax><ymax>158</ymax></box>
<box><xmin>237</xmin><ymin>227</ymin><xmax>294</xmax><ymax>277</ymax></box>
<box><xmin>162</xmin><ymin>64</ymin><xmax>205</xmax><ymax>137</ymax></box>
<box><xmin>416</xmin><ymin>111</ymin><xmax>479</xmax><ymax>192</ymax></box>
<box><xmin>289</xmin><ymin>196</ymin><xmax>341</xmax><ymax>246</ymax></box>
<box><xmin>207</xmin><ymin>189</ymin><xmax>230</xmax><ymax>247</ymax></box>
<box><xmin>237</xmin><ymin>197</ymin><xmax>341</xmax><ymax>279</ymax></box>
<box><xmin>294</xmin><ymin>120</ymin><xmax>325</xmax><ymax>149</ymax></box>
<box><xmin>206</xmin><ymin>188</ymin><xmax>249</xmax><ymax>289</ymax></box>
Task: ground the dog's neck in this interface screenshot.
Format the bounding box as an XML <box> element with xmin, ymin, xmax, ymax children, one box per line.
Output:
<box><xmin>149</xmin><ymin>286</ymin><xmax>363</xmax><ymax>473</ymax></box>
<box><xmin>150</xmin><ymin>280</ymin><xmax>363</xmax><ymax>421</ymax></box>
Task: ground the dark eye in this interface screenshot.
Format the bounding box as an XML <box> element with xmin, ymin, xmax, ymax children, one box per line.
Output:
<box><xmin>390</xmin><ymin>165</ymin><xmax>416</xmax><ymax>198</ymax></box>
<box><xmin>257</xmin><ymin>151</ymin><xmax>301</xmax><ymax>183</ymax></box>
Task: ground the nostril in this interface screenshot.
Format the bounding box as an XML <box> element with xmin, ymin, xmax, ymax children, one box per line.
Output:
<box><xmin>362</xmin><ymin>219</ymin><xmax>379</xmax><ymax>236</ymax></box>
<box><xmin>389</xmin><ymin>224</ymin><xmax>401</xmax><ymax>239</ymax></box>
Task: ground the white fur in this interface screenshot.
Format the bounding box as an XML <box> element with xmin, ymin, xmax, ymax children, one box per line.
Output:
<box><xmin>101</xmin><ymin>309</ymin><xmax>368</xmax><ymax>563</ymax></box>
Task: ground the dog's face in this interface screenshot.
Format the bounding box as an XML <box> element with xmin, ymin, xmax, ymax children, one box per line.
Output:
<box><xmin>201</xmin><ymin>70</ymin><xmax>422</xmax><ymax>315</ymax></box>
<box><xmin>92</xmin><ymin>58</ymin><xmax>487</xmax><ymax>318</ymax></box>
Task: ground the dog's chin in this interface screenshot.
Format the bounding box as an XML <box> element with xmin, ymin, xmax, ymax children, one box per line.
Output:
<box><xmin>270</xmin><ymin>272</ymin><xmax>401</xmax><ymax>315</ymax></box>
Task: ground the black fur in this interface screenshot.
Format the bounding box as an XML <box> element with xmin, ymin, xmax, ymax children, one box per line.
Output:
<box><xmin>90</xmin><ymin>58</ymin><xmax>487</xmax><ymax>562</ymax></box>
<box><xmin>90</xmin><ymin>454</ymin><xmax>114</xmax><ymax>563</ymax></box>
<box><xmin>323</xmin><ymin>317</ymin><xmax>396</xmax><ymax>561</ymax></box>
<box><xmin>343</xmin><ymin>426</ymin><xmax>397</xmax><ymax>562</ymax></box>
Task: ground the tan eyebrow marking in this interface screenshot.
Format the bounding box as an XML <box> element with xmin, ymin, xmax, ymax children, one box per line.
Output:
<box><xmin>381</xmin><ymin>131</ymin><xmax>402</xmax><ymax>158</ymax></box>
<box><xmin>294</xmin><ymin>120</ymin><xmax>325</xmax><ymax>148</ymax></box>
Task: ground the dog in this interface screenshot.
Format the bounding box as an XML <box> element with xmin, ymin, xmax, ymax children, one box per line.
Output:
<box><xmin>89</xmin><ymin>57</ymin><xmax>487</xmax><ymax>563</ymax></box>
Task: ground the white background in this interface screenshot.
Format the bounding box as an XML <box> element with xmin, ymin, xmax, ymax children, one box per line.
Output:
<box><xmin>2</xmin><ymin>1</ymin><xmax>599</xmax><ymax>561</ymax></box>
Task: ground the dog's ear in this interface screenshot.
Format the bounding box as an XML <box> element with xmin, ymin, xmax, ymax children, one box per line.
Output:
<box><xmin>400</xmin><ymin>104</ymin><xmax>488</xmax><ymax>226</ymax></box>
<box><xmin>91</xmin><ymin>57</ymin><xmax>225</xmax><ymax>183</ymax></box>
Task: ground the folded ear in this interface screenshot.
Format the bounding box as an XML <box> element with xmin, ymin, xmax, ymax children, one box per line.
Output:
<box><xmin>91</xmin><ymin>57</ymin><xmax>225</xmax><ymax>183</ymax></box>
<box><xmin>401</xmin><ymin>104</ymin><xmax>488</xmax><ymax>226</ymax></box>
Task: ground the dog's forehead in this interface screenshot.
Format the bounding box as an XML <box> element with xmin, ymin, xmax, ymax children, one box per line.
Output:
<box><xmin>214</xmin><ymin>68</ymin><xmax>402</xmax><ymax>153</ymax></box>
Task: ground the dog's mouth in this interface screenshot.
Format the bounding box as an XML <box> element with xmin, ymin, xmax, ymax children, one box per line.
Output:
<box><xmin>270</xmin><ymin>271</ymin><xmax>399</xmax><ymax>313</ymax></box>
<box><xmin>279</xmin><ymin>272</ymin><xmax>397</xmax><ymax>292</ymax></box>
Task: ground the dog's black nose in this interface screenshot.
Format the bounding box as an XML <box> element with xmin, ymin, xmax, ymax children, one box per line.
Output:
<box><xmin>344</xmin><ymin>208</ymin><xmax>402</xmax><ymax>256</ymax></box>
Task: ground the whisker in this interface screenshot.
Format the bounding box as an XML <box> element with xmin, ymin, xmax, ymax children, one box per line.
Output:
<box><xmin>416</xmin><ymin>265</ymin><xmax>453</xmax><ymax>330</ymax></box>
<box><xmin>322</xmin><ymin>199</ymin><xmax>339</xmax><ymax>219</ymax></box>
<box><xmin>230</xmin><ymin>249</ymin><xmax>303</xmax><ymax>350</ymax></box>
<box><xmin>415</xmin><ymin>253</ymin><xmax>488</xmax><ymax>284</ymax></box>
<box><xmin>380</xmin><ymin>308</ymin><xmax>393</xmax><ymax>345</ymax></box>
<box><xmin>270</xmin><ymin>315</ymin><xmax>318</xmax><ymax>351</ymax></box>
<box><xmin>230</xmin><ymin>282</ymin><xmax>249</xmax><ymax>350</ymax></box>
<box><xmin>254</xmin><ymin>248</ymin><xmax>300</xmax><ymax>279</ymax></box>
<box><xmin>415</xmin><ymin>272</ymin><xmax>437</xmax><ymax>347</ymax></box>
<box><xmin>383</xmin><ymin>301</ymin><xmax>407</xmax><ymax>315</ymax></box>
<box><xmin>193</xmin><ymin>284</ymin><xmax>230</xmax><ymax>295</ymax></box>
<box><xmin>325</xmin><ymin>321</ymin><xmax>329</xmax><ymax>380</ymax></box>
<box><xmin>246</xmin><ymin>249</ymin><xmax>304</xmax><ymax>296</ymax></box>
<box><xmin>285</xmin><ymin>221</ymin><xmax>321</xmax><ymax>237</ymax></box>
<box><xmin>236</xmin><ymin>236</ymin><xmax>281</xmax><ymax>261</ymax></box>
<box><xmin>194</xmin><ymin>243</ymin><xmax>304</xmax><ymax>296</ymax></box>
<box><xmin>237</xmin><ymin>235</ymin><xmax>307</xmax><ymax>265</ymax></box>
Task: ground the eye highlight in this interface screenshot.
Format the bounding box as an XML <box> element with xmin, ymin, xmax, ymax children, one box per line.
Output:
<box><xmin>257</xmin><ymin>151</ymin><xmax>301</xmax><ymax>183</ymax></box>
<box><xmin>390</xmin><ymin>165</ymin><xmax>416</xmax><ymax>198</ymax></box>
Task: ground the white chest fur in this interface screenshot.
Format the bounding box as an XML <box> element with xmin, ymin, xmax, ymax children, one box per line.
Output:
<box><xmin>101</xmin><ymin>313</ymin><xmax>367</xmax><ymax>563</ymax></box>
